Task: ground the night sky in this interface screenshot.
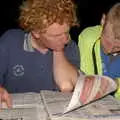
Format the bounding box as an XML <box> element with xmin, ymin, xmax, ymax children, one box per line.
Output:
<box><xmin>0</xmin><ymin>0</ymin><xmax>119</xmax><ymax>42</ymax></box>
<box><xmin>0</xmin><ymin>0</ymin><xmax>22</xmax><ymax>35</ymax></box>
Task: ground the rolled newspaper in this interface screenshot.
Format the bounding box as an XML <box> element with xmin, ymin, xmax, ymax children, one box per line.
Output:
<box><xmin>64</xmin><ymin>75</ymin><xmax>117</xmax><ymax>113</ymax></box>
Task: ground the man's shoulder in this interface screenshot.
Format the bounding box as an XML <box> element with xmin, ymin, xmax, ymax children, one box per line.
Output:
<box><xmin>0</xmin><ymin>29</ymin><xmax>25</xmax><ymax>45</ymax></box>
<box><xmin>65</xmin><ymin>40</ymin><xmax>79</xmax><ymax>57</ymax></box>
<box><xmin>78</xmin><ymin>25</ymin><xmax>102</xmax><ymax>41</ymax></box>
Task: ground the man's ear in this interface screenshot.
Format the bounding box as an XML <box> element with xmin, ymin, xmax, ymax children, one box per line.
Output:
<box><xmin>101</xmin><ymin>14</ymin><xmax>106</xmax><ymax>26</ymax></box>
<box><xmin>31</xmin><ymin>31</ymin><xmax>40</xmax><ymax>39</ymax></box>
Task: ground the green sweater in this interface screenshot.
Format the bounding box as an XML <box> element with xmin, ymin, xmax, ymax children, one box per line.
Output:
<box><xmin>78</xmin><ymin>25</ymin><xmax>102</xmax><ymax>75</ymax></box>
<box><xmin>78</xmin><ymin>25</ymin><xmax>120</xmax><ymax>99</ymax></box>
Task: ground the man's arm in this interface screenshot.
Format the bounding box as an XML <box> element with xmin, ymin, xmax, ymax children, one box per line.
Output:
<box><xmin>53</xmin><ymin>40</ymin><xmax>80</xmax><ymax>92</ymax></box>
<box><xmin>53</xmin><ymin>50</ymin><xmax>79</xmax><ymax>92</ymax></box>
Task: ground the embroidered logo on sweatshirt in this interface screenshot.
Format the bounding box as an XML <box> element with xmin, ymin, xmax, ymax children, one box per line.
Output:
<box><xmin>13</xmin><ymin>64</ymin><xmax>24</xmax><ymax>76</ymax></box>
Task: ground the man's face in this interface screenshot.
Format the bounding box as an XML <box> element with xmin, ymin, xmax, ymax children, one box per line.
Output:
<box><xmin>33</xmin><ymin>23</ymin><xmax>70</xmax><ymax>51</ymax></box>
<box><xmin>101</xmin><ymin>21</ymin><xmax>120</xmax><ymax>54</ymax></box>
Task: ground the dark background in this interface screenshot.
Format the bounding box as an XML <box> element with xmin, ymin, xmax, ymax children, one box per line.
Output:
<box><xmin>0</xmin><ymin>0</ymin><xmax>119</xmax><ymax>42</ymax></box>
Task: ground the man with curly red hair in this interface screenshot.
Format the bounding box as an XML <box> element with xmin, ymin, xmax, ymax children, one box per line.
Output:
<box><xmin>0</xmin><ymin>0</ymin><xmax>80</xmax><ymax>108</ymax></box>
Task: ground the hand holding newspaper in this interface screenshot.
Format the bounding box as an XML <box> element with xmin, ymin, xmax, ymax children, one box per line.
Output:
<box><xmin>64</xmin><ymin>75</ymin><xmax>117</xmax><ymax>113</ymax></box>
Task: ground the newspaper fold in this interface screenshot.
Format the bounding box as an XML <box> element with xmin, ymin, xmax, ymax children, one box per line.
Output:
<box><xmin>64</xmin><ymin>75</ymin><xmax>117</xmax><ymax>113</ymax></box>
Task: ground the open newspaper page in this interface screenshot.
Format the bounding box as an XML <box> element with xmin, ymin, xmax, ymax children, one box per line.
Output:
<box><xmin>0</xmin><ymin>74</ymin><xmax>118</xmax><ymax>120</ymax></box>
<box><xmin>0</xmin><ymin>92</ymin><xmax>48</xmax><ymax>120</ymax></box>
<box><xmin>64</xmin><ymin>75</ymin><xmax>117</xmax><ymax>113</ymax></box>
<box><xmin>41</xmin><ymin>90</ymin><xmax>120</xmax><ymax>120</ymax></box>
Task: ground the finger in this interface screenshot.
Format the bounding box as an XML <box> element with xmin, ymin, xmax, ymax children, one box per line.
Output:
<box><xmin>2</xmin><ymin>91</ymin><xmax>12</xmax><ymax>108</ymax></box>
<box><xmin>4</xmin><ymin>92</ymin><xmax>12</xmax><ymax>108</ymax></box>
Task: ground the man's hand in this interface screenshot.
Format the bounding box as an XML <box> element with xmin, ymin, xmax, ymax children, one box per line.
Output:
<box><xmin>0</xmin><ymin>86</ymin><xmax>12</xmax><ymax>108</ymax></box>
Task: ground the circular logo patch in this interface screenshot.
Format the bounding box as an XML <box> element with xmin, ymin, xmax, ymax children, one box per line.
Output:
<box><xmin>13</xmin><ymin>64</ymin><xmax>24</xmax><ymax>77</ymax></box>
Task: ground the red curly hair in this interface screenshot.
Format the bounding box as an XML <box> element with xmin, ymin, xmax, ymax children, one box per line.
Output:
<box><xmin>19</xmin><ymin>0</ymin><xmax>78</xmax><ymax>32</ymax></box>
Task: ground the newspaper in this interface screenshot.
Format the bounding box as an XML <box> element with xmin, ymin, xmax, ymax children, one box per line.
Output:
<box><xmin>0</xmin><ymin>92</ymin><xmax>48</xmax><ymax>120</ymax></box>
<box><xmin>64</xmin><ymin>75</ymin><xmax>117</xmax><ymax>113</ymax></box>
<box><xmin>41</xmin><ymin>90</ymin><xmax>120</xmax><ymax>120</ymax></box>
<box><xmin>0</xmin><ymin>75</ymin><xmax>119</xmax><ymax>120</ymax></box>
<box><xmin>2</xmin><ymin>92</ymin><xmax>43</xmax><ymax>108</ymax></box>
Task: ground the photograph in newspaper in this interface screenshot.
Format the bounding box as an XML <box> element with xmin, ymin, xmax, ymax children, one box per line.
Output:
<box><xmin>64</xmin><ymin>75</ymin><xmax>117</xmax><ymax>113</ymax></box>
